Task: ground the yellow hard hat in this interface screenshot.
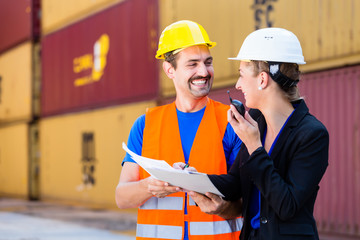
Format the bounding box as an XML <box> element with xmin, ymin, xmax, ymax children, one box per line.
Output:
<box><xmin>155</xmin><ymin>20</ymin><xmax>216</xmax><ymax>59</ymax></box>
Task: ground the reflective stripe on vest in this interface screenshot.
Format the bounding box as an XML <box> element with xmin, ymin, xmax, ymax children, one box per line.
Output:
<box><xmin>188</xmin><ymin>196</ymin><xmax>197</xmax><ymax>206</ymax></box>
<box><xmin>140</xmin><ymin>197</ymin><xmax>183</xmax><ymax>210</ymax></box>
<box><xmin>190</xmin><ymin>218</ymin><xmax>243</xmax><ymax>236</ymax></box>
<box><xmin>137</xmin><ymin>224</ymin><xmax>183</xmax><ymax>239</ymax></box>
<box><xmin>136</xmin><ymin>218</ymin><xmax>243</xmax><ymax>239</ymax></box>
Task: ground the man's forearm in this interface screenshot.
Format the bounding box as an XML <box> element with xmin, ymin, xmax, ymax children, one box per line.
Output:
<box><xmin>115</xmin><ymin>179</ymin><xmax>152</xmax><ymax>209</ymax></box>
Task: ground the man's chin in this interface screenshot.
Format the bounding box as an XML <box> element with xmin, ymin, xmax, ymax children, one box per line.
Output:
<box><xmin>191</xmin><ymin>90</ymin><xmax>210</xmax><ymax>98</ymax></box>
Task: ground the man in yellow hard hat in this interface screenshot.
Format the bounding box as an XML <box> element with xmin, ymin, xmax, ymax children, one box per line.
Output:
<box><xmin>115</xmin><ymin>20</ymin><xmax>242</xmax><ymax>240</ymax></box>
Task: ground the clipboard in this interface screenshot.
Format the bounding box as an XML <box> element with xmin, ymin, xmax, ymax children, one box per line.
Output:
<box><xmin>122</xmin><ymin>142</ymin><xmax>224</xmax><ymax>197</ymax></box>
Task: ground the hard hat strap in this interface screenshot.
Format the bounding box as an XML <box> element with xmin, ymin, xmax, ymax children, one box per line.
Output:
<box><xmin>268</xmin><ymin>62</ymin><xmax>299</xmax><ymax>89</ymax></box>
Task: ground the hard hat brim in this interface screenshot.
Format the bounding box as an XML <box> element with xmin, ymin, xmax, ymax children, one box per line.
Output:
<box><xmin>228</xmin><ymin>57</ymin><xmax>306</xmax><ymax>64</ymax></box>
<box><xmin>156</xmin><ymin>42</ymin><xmax>216</xmax><ymax>59</ymax></box>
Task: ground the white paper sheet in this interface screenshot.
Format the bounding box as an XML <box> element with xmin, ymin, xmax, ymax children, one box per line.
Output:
<box><xmin>122</xmin><ymin>142</ymin><xmax>224</xmax><ymax>197</ymax></box>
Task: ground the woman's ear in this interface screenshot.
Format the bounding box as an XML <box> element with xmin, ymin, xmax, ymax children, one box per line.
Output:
<box><xmin>163</xmin><ymin>61</ymin><xmax>175</xmax><ymax>79</ymax></box>
<box><xmin>259</xmin><ymin>71</ymin><xmax>269</xmax><ymax>89</ymax></box>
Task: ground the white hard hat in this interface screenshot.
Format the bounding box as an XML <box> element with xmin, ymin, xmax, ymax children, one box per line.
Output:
<box><xmin>229</xmin><ymin>28</ymin><xmax>306</xmax><ymax>64</ymax></box>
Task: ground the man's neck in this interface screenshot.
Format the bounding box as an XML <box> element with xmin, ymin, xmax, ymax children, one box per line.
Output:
<box><xmin>175</xmin><ymin>96</ymin><xmax>208</xmax><ymax>113</ymax></box>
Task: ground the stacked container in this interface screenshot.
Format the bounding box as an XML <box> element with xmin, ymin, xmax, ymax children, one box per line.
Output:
<box><xmin>0</xmin><ymin>0</ymin><xmax>359</xmax><ymax>237</ymax></box>
<box><xmin>40</xmin><ymin>0</ymin><xmax>158</xmax><ymax>207</ymax></box>
<box><xmin>0</xmin><ymin>0</ymin><xmax>41</xmax><ymax>199</ymax></box>
<box><xmin>299</xmin><ymin>66</ymin><xmax>360</xmax><ymax>237</ymax></box>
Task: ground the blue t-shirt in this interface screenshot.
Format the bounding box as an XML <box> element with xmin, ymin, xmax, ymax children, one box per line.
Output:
<box><xmin>122</xmin><ymin>107</ymin><xmax>242</xmax><ymax>169</ymax></box>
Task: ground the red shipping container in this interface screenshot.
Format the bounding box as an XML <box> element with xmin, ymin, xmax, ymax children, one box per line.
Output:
<box><xmin>299</xmin><ymin>65</ymin><xmax>360</xmax><ymax>237</ymax></box>
<box><xmin>0</xmin><ymin>0</ymin><xmax>40</xmax><ymax>54</ymax></box>
<box><xmin>213</xmin><ymin>67</ymin><xmax>360</xmax><ymax>237</ymax></box>
<box><xmin>210</xmin><ymin>67</ymin><xmax>360</xmax><ymax>237</ymax></box>
<box><xmin>41</xmin><ymin>0</ymin><xmax>158</xmax><ymax>117</ymax></box>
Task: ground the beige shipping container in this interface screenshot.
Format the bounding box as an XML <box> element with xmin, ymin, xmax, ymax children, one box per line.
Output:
<box><xmin>39</xmin><ymin>101</ymin><xmax>156</xmax><ymax>206</ymax></box>
<box><xmin>41</xmin><ymin>0</ymin><xmax>126</xmax><ymax>35</ymax></box>
<box><xmin>0</xmin><ymin>123</ymin><xmax>29</xmax><ymax>197</ymax></box>
<box><xmin>254</xmin><ymin>0</ymin><xmax>360</xmax><ymax>72</ymax></box>
<box><xmin>158</xmin><ymin>0</ymin><xmax>360</xmax><ymax>97</ymax></box>
<box><xmin>158</xmin><ymin>0</ymin><xmax>245</xmax><ymax>97</ymax></box>
<box><xmin>0</xmin><ymin>42</ymin><xmax>33</xmax><ymax>124</ymax></box>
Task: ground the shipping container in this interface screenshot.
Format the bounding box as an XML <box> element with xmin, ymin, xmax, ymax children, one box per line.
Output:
<box><xmin>39</xmin><ymin>101</ymin><xmax>156</xmax><ymax>206</ymax></box>
<box><xmin>1</xmin><ymin>0</ymin><xmax>358</xmax><ymax>237</ymax></box>
<box><xmin>0</xmin><ymin>0</ymin><xmax>40</xmax><ymax>54</ymax></box>
<box><xmin>208</xmin><ymin>66</ymin><xmax>360</xmax><ymax>238</ymax></box>
<box><xmin>29</xmin><ymin>123</ymin><xmax>40</xmax><ymax>200</ymax></box>
<box><xmin>41</xmin><ymin>0</ymin><xmax>158</xmax><ymax>117</ymax></box>
<box><xmin>298</xmin><ymin>65</ymin><xmax>360</xmax><ymax>237</ymax></box>
<box><xmin>0</xmin><ymin>42</ymin><xmax>33</xmax><ymax>124</ymax></box>
<box><xmin>158</xmin><ymin>0</ymin><xmax>360</xmax><ymax>97</ymax></box>
<box><xmin>158</xmin><ymin>0</ymin><xmax>244</xmax><ymax>98</ymax></box>
<box><xmin>0</xmin><ymin>123</ymin><xmax>30</xmax><ymax>197</ymax></box>
<box><xmin>41</xmin><ymin>0</ymin><xmax>125</xmax><ymax>35</ymax></box>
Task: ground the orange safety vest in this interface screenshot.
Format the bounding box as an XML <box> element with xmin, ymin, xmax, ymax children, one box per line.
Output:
<box><xmin>137</xmin><ymin>98</ymin><xmax>242</xmax><ymax>240</ymax></box>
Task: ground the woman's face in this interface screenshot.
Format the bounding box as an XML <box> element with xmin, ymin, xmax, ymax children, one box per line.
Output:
<box><xmin>235</xmin><ymin>61</ymin><xmax>260</xmax><ymax>109</ymax></box>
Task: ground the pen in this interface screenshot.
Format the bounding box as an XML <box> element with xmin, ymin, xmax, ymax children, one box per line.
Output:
<box><xmin>183</xmin><ymin>163</ymin><xmax>198</xmax><ymax>206</ymax></box>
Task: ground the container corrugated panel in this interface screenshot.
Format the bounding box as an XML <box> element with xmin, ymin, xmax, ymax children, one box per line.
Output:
<box><xmin>0</xmin><ymin>0</ymin><xmax>40</xmax><ymax>54</ymax></box>
<box><xmin>298</xmin><ymin>65</ymin><xmax>360</xmax><ymax>237</ymax></box>
<box><xmin>230</xmin><ymin>0</ymin><xmax>360</xmax><ymax>71</ymax></box>
<box><xmin>41</xmin><ymin>0</ymin><xmax>125</xmax><ymax>35</ymax></box>
<box><xmin>0</xmin><ymin>0</ymin><xmax>31</xmax><ymax>53</ymax></box>
<box><xmin>0</xmin><ymin>42</ymin><xmax>33</xmax><ymax>124</ymax></box>
<box><xmin>159</xmin><ymin>0</ymin><xmax>360</xmax><ymax>97</ymax></box>
<box><xmin>41</xmin><ymin>0</ymin><xmax>158</xmax><ymax>117</ymax></box>
<box><xmin>39</xmin><ymin>101</ymin><xmax>156</xmax><ymax>206</ymax></box>
<box><xmin>212</xmin><ymin>67</ymin><xmax>360</xmax><ymax>237</ymax></box>
<box><xmin>158</xmin><ymin>0</ymin><xmax>245</xmax><ymax>97</ymax></box>
<box><xmin>0</xmin><ymin>123</ymin><xmax>29</xmax><ymax>197</ymax></box>
<box><xmin>271</xmin><ymin>0</ymin><xmax>360</xmax><ymax>72</ymax></box>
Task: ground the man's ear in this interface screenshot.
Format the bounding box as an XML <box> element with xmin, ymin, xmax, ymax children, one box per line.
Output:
<box><xmin>163</xmin><ymin>61</ymin><xmax>175</xmax><ymax>79</ymax></box>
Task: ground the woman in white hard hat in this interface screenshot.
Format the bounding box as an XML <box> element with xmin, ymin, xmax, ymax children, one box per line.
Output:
<box><xmin>189</xmin><ymin>28</ymin><xmax>329</xmax><ymax>240</ymax></box>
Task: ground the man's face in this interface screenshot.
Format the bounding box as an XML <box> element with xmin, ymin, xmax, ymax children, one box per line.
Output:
<box><xmin>171</xmin><ymin>45</ymin><xmax>214</xmax><ymax>100</ymax></box>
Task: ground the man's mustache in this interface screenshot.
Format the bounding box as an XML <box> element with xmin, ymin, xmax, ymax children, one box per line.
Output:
<box><xmin>189</xmin><ymin>75</ymin><xmax>211</xmax><ymax>82</ymax></box>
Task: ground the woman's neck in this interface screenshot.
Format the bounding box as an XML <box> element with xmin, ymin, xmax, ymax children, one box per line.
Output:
<box><xmin>261</xmin><ymin>100</ymin><xmax>294</xmax><ymax>151</ymax></box>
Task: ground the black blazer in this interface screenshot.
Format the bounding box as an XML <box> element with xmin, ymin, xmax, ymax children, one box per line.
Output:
<box><xmin>210</xmin><ymin>100</ymin><xmax>329</xmax><ymax>240</ymax></box>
